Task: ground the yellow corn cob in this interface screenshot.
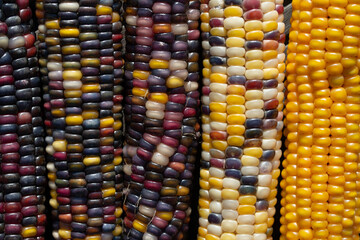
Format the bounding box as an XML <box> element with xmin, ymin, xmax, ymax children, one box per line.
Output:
<box><xmin>282</xmin><ymin>0</ymin><xmax>360</xmax><ymax>239</ymax></box>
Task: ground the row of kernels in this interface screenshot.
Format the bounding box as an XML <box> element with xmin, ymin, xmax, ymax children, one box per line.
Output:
<box><xmin>82</xmin><ymin>1</ymin><xmax>103</xmax><ymax>239</ymax></box>
<box><xmin>79</xmin><ymin>0</ymin><xmax>101</xmax><ymax>238</ymax></box>
<box><xmin>242</xmin><ymin>0</ymin><xmax>265</xmax><ymax>239</ymax></box>
<box><xmin>295</xmin><ymin>0</ymin><xmax>313</xmax><ymax>238</ymax></box>
<box><xmin>43</xmin><ymin>0</ymin><xmax>62</xmax><ymax>238</ymax></box>
<box><xmin>174</xmin><ymin>0</ymin><xmax>202</xmax><ymax>238</ymax></box>
<box><xmin>33</xmin><ymin>1</ymin><xmax>48</xmax><ymax>235</ymax></box>
<box><xmin>257</xmin><ymin>0</ymin><xmax>278</xmax><ymax>238</ymax></box>
<box><xmin>224</xmin><ymin>1</ymin><xmax>245</xmax><ymax>197</ymax></box>
<box><xmin>342</xmin><ymin>1</ymin><xmax>360</xmax><ymax>238</ymax></box>
<box><xmin>310</xmin><ymin>1</ymin><xmax>331</xmax><ymax>237</ymax></box>
<box><xmin>98</xmin><ymin>1</ymin><xmax>117</xmax><ymax>238</ymax></box>
<box><xmin>35</xmin><ymin>2</ymin><xmax>50</xmax><ymax>237</ymax></box>
<box><xmin>59</xmin><ymin>0</ymin><xmax>82</xmax><ymax>239</ymax></box>
<box><xmin>308</xmin><ymin>0</ymin><xmax>332</xmax><ymax>239</ymax></box>
<box><xmin>198</xmin><ymin>0</ymin><xmax>211</xmax><ymax>238</ymax></box>
<box><xmin>353</xmin><ymin>20</ymin><xmax>360</xmax><ymax>233</ymax></box>
<box><xmin>267</xmin><ymin>0</ymin><xmax>285</xmax><ymax>237</ymax></box>
<box><xmin>325</xmin><ymin>0</ymin><xmax>348</xmax><ymax>239</ymax></box>
<box><xmin>280</xmin><ymin>0</ymin><xmax>300</xmax><ymax>237</ymax></box>
<box><xmin>111</xmin><ymin>0</ymin><xmax>124</xmax><ymax>238</ymax></box>
<box><xmin>237</xmin><ymin>4</ymin><xmax>258</xmax><ymax>228</ymax></box>
<box><xmin>122</xmin><ymin>0</ymin><xmax>138</xmax><ymax>213</ymax></box>
<box><xmin>206</xmin><ymin>0</ymin><xmax>228</xmax><ymax>239</ymax></box>
<box><xmin>122</xmin><ymin>0</ymin><xmax>138</xmax><ymax>234</ymax></box>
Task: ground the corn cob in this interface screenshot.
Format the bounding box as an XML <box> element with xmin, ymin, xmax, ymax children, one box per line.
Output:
<box><xmin>123</xmin><ymin>0</ymin><xmax>200</xmax><ymax>237</ymax></box>
<box><xmin>281</xmin><ymin>0</ymin><xmax>360</xmax><ymax>239</ymax></box>
<box><xmin>141</xmin><ymin>0</ymin><xmax>189</xmax><ymax>237</ymax></box>
<box><xmin>123</xmin><ymin>0</ymin><xmax>156</xmax><ymax>236</ymax></box>
<box><xmin>198</xmin><ymin>0</ymin><xmax>285</xmax><ymax>238</ymax></box>
<box><xmin>0</xmin><ymin>0</ymin><xmax>46</xmax><ymax>238</ymax></box>
<box><xmin>39</xmin><ymin>0</ymin><xmax>124</xmax><ymax>238</ymax></box>
<box><xmin>156</xmin><ymin>0</ymin><xmax>202</xmax><ymax>237</ymax></box>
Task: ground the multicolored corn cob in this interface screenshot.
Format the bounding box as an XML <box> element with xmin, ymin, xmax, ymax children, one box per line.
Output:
<box><xmin>0</xmin><ymin>0</ymin><xmax>46</xmax><ymax>239</ymax></box>
<box><xmin>198</xmin><ymin>0</ymin><xmax>285</xmax><ymax>239</ymax></box>
<box><xmin>39</xmin><ymin>0</ymin><xmax>124</xmax><ymax>238</ymax></box>
<box><xmin>122</xmin><ymin>0</ymin><xmax>200</xmax><ymax>238</ymax></box>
